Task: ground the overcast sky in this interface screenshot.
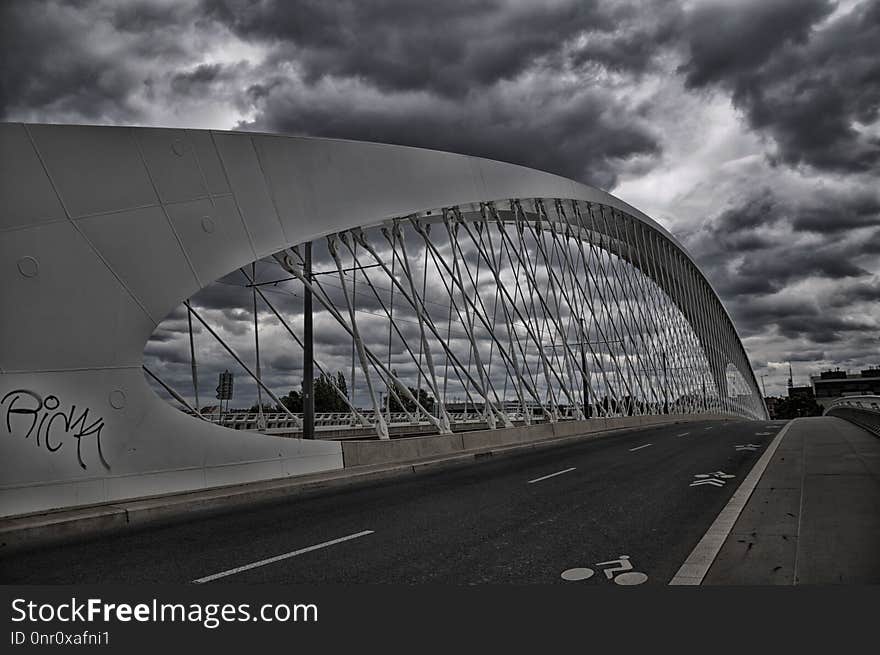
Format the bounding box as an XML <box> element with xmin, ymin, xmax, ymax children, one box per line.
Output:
<box><xmin>3</xmin><ymin>0</ymin><xmax>878</xmax><ymax>400</ymax></box>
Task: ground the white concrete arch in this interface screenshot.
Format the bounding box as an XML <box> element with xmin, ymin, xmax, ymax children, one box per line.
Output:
<box><xmin>0</xmin><ymin>123</ymin><xmax>765</xmax><ymax>517</ymax></box>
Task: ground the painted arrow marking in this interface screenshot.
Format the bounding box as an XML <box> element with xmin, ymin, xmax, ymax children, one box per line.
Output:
<box><xmin>690</xmin><ymin>479</ymin><xmax>726</xmax><ymax>487</ymax></box>
<box><xmin>694</xmin><ymin>471</ymin><xmax>735</xmax><ymax>479</ymax></box>
<box><xmin>735</xmin><ymin>444</ymin><xmax>760</xmax><ymax>451</ymax></box>
<box><xmin>690</xmin><ymin>471</ymin><xmax>735</xmax><ymax>488</ymax></box>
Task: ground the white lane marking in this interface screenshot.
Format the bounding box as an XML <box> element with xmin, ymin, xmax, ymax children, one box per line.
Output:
<box><xmin>192</xmin><ymin>530</ymin><xmax>374</xmax><ymax>583</ymax></box>
<box><xmin>735</xmin><ymin>444</ymin><xmax>760</xmax><ymax>451</ymax></box>
<box><xmin>669</xmin><ymin>420</ymin><xmax>793</xmax><ymax>586</ymax></box>
<box><xmin>676</xmin><ymin>432</ymin><xmax>691</xmax><ymax>437</ymax></box>
<box><xmin>628</xmin><ymin>443</ymin><xmax>653</xmax><ymax>452</ymax></box>
<box><xmin>690</xmin><ymin>479</ymin><xmax>725</xmax><ymax>487</ymax></box>
<box><xmin>690</xmin><ymin>471</ymin><xmax>735</xmax><ymax>487</ymax></box>
<box><xmin>528</xmin><ymin>467</ymin><xmax>576</xmax><ymax>484</ymax></box>
<box><xmin>704</xmin><ymin>426</ymin><xmax>713</xmax><ymax>430</ymax></box>
<box><xmin>755</xmin><ymin>432</ymin><xmax>772</xmax><ymax>436</ymax></box>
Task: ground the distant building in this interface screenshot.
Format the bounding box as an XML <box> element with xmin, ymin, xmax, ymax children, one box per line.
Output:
<box><xmin>810</xmin><ymin>368</ymin><xmax>880</xmax><ymax>410</ymax></box>
<box><xmin>788</xmin><ymin>385</ymin><xmax>814</xmax><ymax>399</ymax></box>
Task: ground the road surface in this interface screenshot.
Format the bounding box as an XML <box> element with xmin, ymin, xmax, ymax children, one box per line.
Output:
<box><xmin>0</xmin><ymin>419</ymin><xmax>785</xmax><ymax>585</ymax></box>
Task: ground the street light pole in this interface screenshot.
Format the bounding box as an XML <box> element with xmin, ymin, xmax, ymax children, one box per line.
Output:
<box><xmin>543</xmin><ymin>334</ymin><xmax>625</xmax><ymax>418</ymax></box>
<box><xmin>580</xmin><ymin>318</ymin><xmax>589</xmax><ymax>418</ymax></box>
<box><xmin>303</xmin><ymin>241</ymin><xmax>315</xmax><ymax>440</ymax></box>
<box><xmin>663</xmin><ymin>351</ymin><xmax>669</xmax><ymax>414</ymax></box>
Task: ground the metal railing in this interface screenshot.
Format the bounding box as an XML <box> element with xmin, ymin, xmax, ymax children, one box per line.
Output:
<box><xmin>190</xmin><ymin>410</ymin><xmax>532</xmax><ymax>432</ymax></box>
<box><xmin>184</xmin><ymin>405</ymin><xmax>616</xmax><ymax>434</ymax></box>
<box><xmin>823</xmin><ymin>395</ymin><xmax>880</xmax><ymax>437</ymax></box>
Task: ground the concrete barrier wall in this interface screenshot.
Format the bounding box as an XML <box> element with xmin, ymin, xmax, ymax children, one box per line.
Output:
<box><xmin>341</xmin><ymin>414</ymin><xmax>736</xmax><ymax>468</ymax></box>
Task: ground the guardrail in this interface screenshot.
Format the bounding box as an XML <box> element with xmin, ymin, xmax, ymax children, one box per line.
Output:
<box><xmin>823</xmin><ymin>395</ymin><xmax>880</xmax><ymax>437</ymax></box>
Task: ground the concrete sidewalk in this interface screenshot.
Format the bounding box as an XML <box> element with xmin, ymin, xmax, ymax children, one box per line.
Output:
<box><xmin>703</xmin><ymin>416</ymin><xmax>880</xmax><ymax>584</ymax></box>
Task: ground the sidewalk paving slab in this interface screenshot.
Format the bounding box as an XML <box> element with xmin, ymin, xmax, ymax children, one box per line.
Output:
<box><xmin>704</xmin><ymin>416</ymin><xmax>880</xmax><ymax>585</ymax></box>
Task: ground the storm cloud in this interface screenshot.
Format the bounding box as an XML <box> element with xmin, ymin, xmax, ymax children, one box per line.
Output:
<box><xmin>3</xmin><ymin>0</ymin><xmax>879</xmax><ymax>400</ymax></box>
<box><xmin>681</xmin><ymin>0</ymin><xmax>880</xmax><ymax>173</ymax></box>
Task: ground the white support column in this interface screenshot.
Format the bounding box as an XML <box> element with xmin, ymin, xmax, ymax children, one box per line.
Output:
<box><xmin>326</xmin><ymin>235</ymin><xmax>390</xmax><ymax>439</ymax></box>
<box><xmin>250</xmin><ymin>263</ymin><xmax>266</xmax><ymax>431</ymax></box>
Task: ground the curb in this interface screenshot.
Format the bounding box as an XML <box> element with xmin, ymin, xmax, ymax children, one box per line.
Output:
<box><xmin>668</xmin><ymin>419</ymin><xmax>793</xmax><ymax>585</ymax></box>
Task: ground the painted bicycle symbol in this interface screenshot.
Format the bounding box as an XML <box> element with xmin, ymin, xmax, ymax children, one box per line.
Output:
<box><xmin>561</xmin><ymin>555</ymin><xmax>648</xmax><ymax>585</ymax></box>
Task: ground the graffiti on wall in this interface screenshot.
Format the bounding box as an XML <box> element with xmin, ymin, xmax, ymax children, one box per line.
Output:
<box><xmin>1</xmin><ymin>389</ymin><xmax>110</xmax><ymax>470</ymax></box>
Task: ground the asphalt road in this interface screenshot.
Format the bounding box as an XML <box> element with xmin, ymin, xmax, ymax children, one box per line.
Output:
<box><xmin>0</xmin><ymin>419</ymin><xmax>786</xmax><ymax>585</ymax></box>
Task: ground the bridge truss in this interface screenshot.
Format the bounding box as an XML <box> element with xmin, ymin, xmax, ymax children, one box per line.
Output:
<box><xmin>146</xmin><ymin>198</ymin><xmax>766</xmax><ymax>438</ymax></box>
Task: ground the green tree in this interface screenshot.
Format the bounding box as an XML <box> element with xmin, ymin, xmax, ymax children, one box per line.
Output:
<box><xmin>314</xmin><ymin>372</ymin><xmax>349</xmax><ymax>412</ymax></box>
<box><xmin>389</xmin><ymin>386</ymin><xmax>435</xmax><ymax>414</ymax></box>
<box><xmin>280</xmin><ymin>389</ymin><xmax>302</xmax><ymax>413</ymax></box>
<box><xmin>280</xmin><ymin>372</ymin><xmax>350</xmax><ymax>413</ymax></box>
<box><xmin>772</xmin><ymin>395</ymin><xmax>823</xmax><ymax>419</ymax></box>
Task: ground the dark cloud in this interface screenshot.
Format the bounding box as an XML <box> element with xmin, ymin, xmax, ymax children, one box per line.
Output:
<box><xmin>687</xmin><ymin>184</ymin><xmax>879</xmax><ymax>354</ymax></box>
<box><xmin>680</xmin><ymin>0</ymin><xmax>833</xmax><ymax>88</ymax></box>
<box><xmin>775</xmin><ymin>314</ymin><xmax>877</xmax><ymax>343</ymax></box>
<box><xmin>206</xmin><ymin>0</ymin><xmax>680</xmax><ymax>97</ymax></box>
<box><xmin>144</xmin><ymin>340</ymin><xmax>191</xmax><ymax>365</ymax></box>
<box><xmin>0</xmin><ymin>0</ymin><xmax>201</xmax><ymax>123</ymax></box>
<box><xmin>3</xmin><ymin>0</ymin><xmax>880</xmax><ymax>399</ymax></box>
<box><xmin>792</xmin><ymin>191</ymin><xmax>880</xmax><ymax>233</ymax></box>
<box><xmin>681</xmin><ymin>0</ymin><xmax>880</xmax><ymax>173</ymax></box>
<box><xmin>268</xmin><ymin>353</ymin><xmax>301</xmax><ymax>372</ymax></box>
<box><xmin>197</xmin><ymin>0</ymin><xmax>686</xmax><ymax>186</ymax></box>
<box><xmin>170</xmin><ymin>62</ymin><xmax>242</xmax><ymax>97</ymax></box>
<box><xmin>709</xmin><ymin>187</ymin><xmax>880</xmax><ymax>253</ymax></box>
<box><xmin>240</xmin><ymin>80</ymin><xmax>659</xmax><ymax>188</ymax></box>
<box><xmin>785</xmin><ymin>349</ymin><xmax>826</xmax><ymax>362</ymax></box>
<box><xmin>827</xmin><ymin>279</ymin><xmax>880</xmax><ymax>307</ymax></box>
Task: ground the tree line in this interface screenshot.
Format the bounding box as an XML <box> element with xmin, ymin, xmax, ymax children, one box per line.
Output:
<box><xmin>248</xmin><ymin>371</ymin><xmax>436</xmax><ymax>414</ymax></box>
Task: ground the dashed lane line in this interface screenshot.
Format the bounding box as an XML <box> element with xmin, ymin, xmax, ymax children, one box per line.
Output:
<box><xmin>192</xmin><ymin>530</ymin><xmax>375</xmax><ymax>583</ymax></box>
<box><xmin>528</xmin><ymin>467</ymin><xmax>577</xmax><ymax>484</ymax></box>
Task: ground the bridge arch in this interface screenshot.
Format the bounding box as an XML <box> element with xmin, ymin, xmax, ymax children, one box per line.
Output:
<box><xmin>0</xmin><ymin>123</ymin><xmax>766</xmax><ymax>516</ymax></box>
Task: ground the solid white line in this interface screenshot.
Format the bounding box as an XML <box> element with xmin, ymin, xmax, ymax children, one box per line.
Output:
<box><xmin>669</xmin><ymin>420</ymin><xmax>793</xmax><ymax>586</ymax></box>
<box><xmin>528</xmin><ymin>467</ymin><xmax>576</xmax><ymax>484</ymax></box>
<box><xmin>629</xmin><ymin>443</ymin><xmax>653</xmax><ymax>452</ymax></box>
<box><xmin>676</xmin><ymin>432</ymin><xmax>690</xmax><ymax>437</ymax></box>
<box><xmin>192</xmin><ymin>530</ymin><xmax>375</xmax><ymax>583</ymax></box>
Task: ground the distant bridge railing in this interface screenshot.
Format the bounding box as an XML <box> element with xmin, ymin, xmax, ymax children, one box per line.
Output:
<box><xmin>186</xmin><ymin>400</ymin><xmax>736</xmax><ymax>435</ymax></box>
<box><xmin>824</xmin><ymin>396</ymin><xmax>880</xmax><ymax>437</ymax></box>
<box><xmin>188</xmin><ymin>409</ymin><xmax>557</xmax><ymax>433</ymax></box>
